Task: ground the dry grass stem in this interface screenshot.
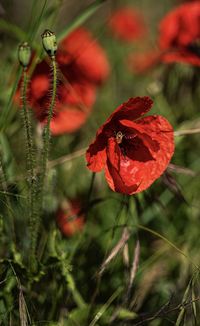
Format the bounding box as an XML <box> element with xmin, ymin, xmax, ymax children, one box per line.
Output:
<box><xmin>174</xmin><ymin>128</ymin><xmax>200</xmax><ymax>136</ymax></box>
<box><xmin>98</xmin><ymin>227</ymin><xmax>131</xmax><ymax>276</ymax></box>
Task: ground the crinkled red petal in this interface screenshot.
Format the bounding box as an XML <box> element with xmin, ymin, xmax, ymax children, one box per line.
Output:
<box><xmin>105</xmin><ymin>160</ymin><xmax>139</xmax><ymax>194</ymax></box>
<box><xmin>106</xmin><ymin>137</ymin><xmax>121</xmax><ymax>170</ymax></box>
<box><xmin>105</xmin><ymin>138</ymin><xmax>139</xmax><ymax>194</ymax></box>
<box><xmin>119</xmin><ymin>119</ymin><xmax>160</xmax><ymax>154</ymax></box>
<box><xmin>86</xmin><ymin>128</ymin><xmax>107</xmax><ymax>172</ymax></box>
<box><xmin>86</xmin><ymin>96</ymin><xmax>153</xmax><ymax>172</ymax></box>
<box><xmin>103</xmin><ymin>97</ymin><xmax>153</xmax><ymax>129</ymax></box>
<box><xmin>105</xmin><ymin>116</ymin><xmax>174</xmax><ymax>195</ymax></box>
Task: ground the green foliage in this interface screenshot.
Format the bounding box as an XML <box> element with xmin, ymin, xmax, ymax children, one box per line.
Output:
<box><xmin>0</xmin><ymin>0</ymin><xmax>200</xmax><ymax>325</ymax></box>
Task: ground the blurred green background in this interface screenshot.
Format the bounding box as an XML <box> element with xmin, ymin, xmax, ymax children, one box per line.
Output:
<box><xmin>0</xmin><ymin>0</ymin><xmax>200</xmax><ymax>325</ymax></box>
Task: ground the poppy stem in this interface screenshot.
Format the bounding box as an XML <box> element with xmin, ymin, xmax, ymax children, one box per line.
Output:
<box><xmin>20</xmin><ymin>67</ymin><xmax>38</xmax><ymax>270</ymax></box>
<box><xmin>40</xmin><ymin>58</ymin><xmax>57</xmax><ymax>175</ymax></box>
<box><xmin>32</xmin><ymin>56</ymin><xmax>57</xmax><ymax>271</ymax></box>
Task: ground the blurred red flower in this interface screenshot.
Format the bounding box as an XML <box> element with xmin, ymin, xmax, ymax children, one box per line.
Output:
<box><xmin>57</xmin><ymin>27</ymin><xmax>110</xmax><ymax>84</ymax></box>
<box><xmin>86</xmin><ymin>97</ymin><xmax>174</xmax><ymax>195</ymax></box>
<box><xmin>159</xmin><ymin>1</ymin><xmax>200</xmax><ymax>66</ymax></box>
<box><xmin>108</xmin><ymin>7</ymin><xmax>146</xmax><ymax>42</ymax></box>
<box><xmin>16</xmin><ymin>27</ymin><xmax>110</xmax><ymax>135</ymax></box>
<box><xmin>27</xmin><ymin>59</ymin><xmax>97</xmax><ymax>135</ymax></box>
<box><xmin>129</xmin><ymin>1</ymin><xmax>200</xmax><ymax>74</ymax></box>
<box><xmin>56</xmin><ymin>200</ymin><xmax>84</xmax><ymax>237</ymax></box>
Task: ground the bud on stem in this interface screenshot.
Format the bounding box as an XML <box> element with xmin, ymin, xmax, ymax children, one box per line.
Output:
<box><xmin>41</xmin><ymin>29</ymin><xmax>57</xmax><ymax>58</ymax></box>
<box><xmin>18</xmin><ymin>42</ymin><xmax>31</xmax><ymax>68</ymax></box>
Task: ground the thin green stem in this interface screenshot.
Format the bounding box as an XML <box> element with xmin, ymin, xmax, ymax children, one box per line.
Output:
<box><xmin>57</xmin><ymin>0</ymin><xmax>106</xmax><ymax>42</ymax></box>
<box><xmin>135</xmin><ymin>224</ymin><xmax>199</xmax><ymax>270</ymax></box>
<box><xmin>20</xmin><ymin>69</ymin><xmax>37</xmax><ymax>268</ymax></box>
<box><xmin>29</xmin><ymin>0</ymin><xmax>48</xmax><ymax>43</ymax></box>
<box><xmin>89</xmin><ymin>287</ymin><xmax>122</xmax><ymax>326</ymax></box>
<box><xmin>40</xmin><ymin>58</ymin><xmax>57</xmax><ymax>197</ymax></box>
<box><xmin>21</xmin><ymin>69</ymin><xmax>35</xmax><ymax>185</ymax></box>
<box><xmin>31</xmin><ymin>57</ymin><xmax>57</xmax><ymax>269</ymax></box>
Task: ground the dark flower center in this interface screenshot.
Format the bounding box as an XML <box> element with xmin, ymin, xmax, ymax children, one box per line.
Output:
<box><xmin>187</xmin><ymin>39</ymin><xmax>200</xmax><ymax>57</ymax></box>
<box><xmin>115</xmin><ymin>131</ymin><xmax>124</xmax><ymax>144</ymax></box>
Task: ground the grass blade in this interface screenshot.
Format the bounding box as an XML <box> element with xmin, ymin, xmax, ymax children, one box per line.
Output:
<box><xmin>89</xmin><ymin>287</ymin><xmax>122</xmax><ymax>326</ymax></box>
<box><xmin>0</xmin><ymin>19</ymin><xmax>27</xmax><ymax>41</ymax></box>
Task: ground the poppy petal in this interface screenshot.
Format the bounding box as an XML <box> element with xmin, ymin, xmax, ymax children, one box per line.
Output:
<box><xmin>161</xmin><ymin>49</ymin><xmax>200</xmax><ymax>67</ymax></box>
<box><xmin>117</xmin><ymin>115</ymin><xmax>174</xmax><ymax>194</ymax></box>
<box><xmin>86</xmin><ymin>130</ymin><xmax>107</xmax><ymax>172</ymax></box>
<box><xmin>105</xmin><ymin>160</ymin><xmax>139</xmax><ymax>194</ymax></box>
<box><xmin>119</xmin><ymin>119</ymin><xmax>160</xmax><ymax>153</ymax></box>
<box><xmin>50</xmin><ymin>106</ymin><xmax>90</xmax><ymax>135</ymax></box>
<box><xmin>114</xmin><ymin>96</ymin><xmax>153</xmax><ymax>121</ymax></box>
<box><xmin>105</xmin><ymin>138</ymin><xmax>138</xmax><ymax>194</ymax></box>
<box><xmin>105</xmin><ymin>137</ymin><xmax>139</xmax><ymax>194</ymax></box>
<box><xmin>58</xmin><ymin>27</ymin><xmax>110</xmax><ymax>84</ymax></box>
<box><xmin>106</xmin><ymin>137</ymin><xmax>121</xmax><ymax>170</ymax></box>
<box><xmin>158</xmin><ymin>2</ymin><xmax>200</xmax><ymax>66</ymax></box>
<box><xmin>159</xmin><ymin>2</ymin><xmax>200</xmax><ymax>49</ymax></box>
<box><xmin>105</xmin><ymin>97</ymin><xmax>153</xmax><ymax>127</ymax></box>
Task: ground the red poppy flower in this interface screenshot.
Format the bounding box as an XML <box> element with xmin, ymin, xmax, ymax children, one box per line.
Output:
<box><xmin>129</xmin><ymin>2</ymin><xmax>200</xmax><ymax>74</ymax></box>
<box><xmin>159</xmin><ymin>1</ymin><xmax>200</xmax><ymax>66</ymax></box>
<box><xmin>15</xmin><ymin>27</ymin><xmax>110</xmax><ymax>135</ymax></box>
<box><xmin>108</xmin><ymin>7</ymin><xmax>146</xmax><ymax>42</ymax></box>
<box><xmin>19</xmin><ymin>60</ymin><xmax>97</xmax><ymax>135</ymax></box>
<box><xmin>56</xmin><ymin>200</ymin><xmax>85</xmax><ymax>237</ymax></box>
<box><xmin>57</xmin><ymin>27</ymin><xmax>110</xmax><ymax>84</ymax></box>
<box><xmin>49</xmin><ymin>104</ymin><xmax>93</xmax><ymax>135</ymax></box>
<box><xmin>86</xmin><ymin>97</ymin><xmax>174</xmax><ymax>195</ymax></box>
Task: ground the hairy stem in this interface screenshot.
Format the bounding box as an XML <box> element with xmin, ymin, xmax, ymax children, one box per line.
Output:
<box><xmin>21</xmin><ymin>69</ymin><xmax>37</xmax><ymax>268</ymax></box>
<box><xmin>32</xmin><ymin>57</ymin><xmax>57</xmax><ymax>268</ymax></box>
<box><xmin>42</xmin><ymin>58</ymin><xmax>57</xmax><ymax>168</ymax></box>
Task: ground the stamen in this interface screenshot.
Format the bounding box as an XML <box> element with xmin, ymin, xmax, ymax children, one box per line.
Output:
<box><xmin>116</xmin><ymin>131</ymin><xmax>124</xmax><ymax>144</ymax></box>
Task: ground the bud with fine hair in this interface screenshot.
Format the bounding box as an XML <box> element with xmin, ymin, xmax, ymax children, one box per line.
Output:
<box><xmin>41</xmin><ymin>29</ymin><xmax>57</xmax><ymax>58</ymax></box>
<box><xmin>18</xmin><ymin>42</ymin><xmax>31</xmax><ymax>68</ymax></box>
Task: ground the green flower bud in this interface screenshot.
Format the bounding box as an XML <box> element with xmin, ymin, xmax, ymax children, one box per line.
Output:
<box><xmin>41</xmin><ymin>29</ymin><xmax>57</xmax><ymax>58</ymax></box>
<box><xmin>18</xmin><ymin>42</ymin><xmax>31</xmax><ymax>68</ymax></box>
